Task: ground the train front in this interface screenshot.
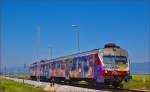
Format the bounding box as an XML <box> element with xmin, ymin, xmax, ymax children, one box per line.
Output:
<box><xmin>99</xmin><ymin>43</ymin><xmax>131</xmax><ymax>88</ymax></box>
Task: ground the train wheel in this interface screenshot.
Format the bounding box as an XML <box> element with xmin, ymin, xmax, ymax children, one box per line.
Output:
<box><xmin>112</xmin><ymin>82</ymin><xmax>123</xmax><ymax>89</ymax></box>
<box><xmin>112</xmin><ymin>81</ymin><xmax>119</xmax><ymax>89</ymax></box>
<box><xmin>118</xmin><ymin>83</ymin><xmax>123</xmax><ymax>89</ymax></box>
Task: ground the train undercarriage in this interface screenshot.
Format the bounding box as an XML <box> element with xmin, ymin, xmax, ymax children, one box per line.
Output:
<box><xmin>30</xmin><ymin>75</ymin><xmax>127</xmax><ymax>89</ymax></box>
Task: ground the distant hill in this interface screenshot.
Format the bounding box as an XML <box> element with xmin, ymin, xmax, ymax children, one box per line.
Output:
<box><xmin>131</xmin><ymin>62</ymin><xmax>150</xmax><ymax>74</ymax></box>
<box><xmin>1</xmin><ymin>66</ymin><xmax>30</xmax><ymax>75</ymax></box>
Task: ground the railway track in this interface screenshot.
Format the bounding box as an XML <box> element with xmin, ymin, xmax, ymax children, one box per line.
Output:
<box><xmin>52</xmin><ymin>80</ymin><xmax>149</xmax><ymax>92</ymax></box>
<box><xmin>28</xmin><ymin>77</ymin><xmax>149</xmax><ymax>92</ymax></box>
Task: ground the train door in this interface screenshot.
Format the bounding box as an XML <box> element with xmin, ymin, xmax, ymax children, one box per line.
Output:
<box><xmin>65</xmin><ymin>59</ymin><xmax>70</xmax><ymax>80</ymax></box>
<box><xmin>95</xmin><ymin>54</ymin><xmax>104</xmax><ymax>83</ymax></box>
<box><xmin>44</xmin><ymin>63</ymin><xmax>49</xmax><ymax>78</ymax></box>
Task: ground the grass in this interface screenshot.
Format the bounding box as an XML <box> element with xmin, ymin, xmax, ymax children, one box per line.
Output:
<box><xmin>1</xmin><ymin>74</ymin><xmax>149</xmax><ymax>91</ymax></box>
<box><xmin>0</xmin><ymin>77</ymin><xmax>45</xmax><ymax>92</ymax></box>
<box><xmin>123</xmin><ymin>74</ymin><xmax>150</xmax><ymax>90</ymax></box>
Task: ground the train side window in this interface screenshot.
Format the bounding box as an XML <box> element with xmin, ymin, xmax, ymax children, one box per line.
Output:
<box><xmin>47</xmin><ymin>64</ymin><xmax>50</xmax><ymax>69</ymax></box>
<box><xmin>69</xmin><ymin>60</ymin><xmax>72</xmax><ymax>70</ymax></box>
<box><xmin>89</xmin><ymin>60</ymin><xmax>94</xmax><ymax>67</ymax></box>
<box><xmin>57</xmin><ymin>62</ymin><xmax>60</xmax><ymax>69</ymax></box>
<box><xmin>72</xmin><ymin>58</ymin><xmax>77</xmax><ymax>71</ymax></box>
<box><xmin>52</xmin><ymin>63</ymin><xmax>55</xmax><ymax>70</ymax></box>
<box><xmin>62</xmin><ymin>62</ymin><xmax>65</xmax><ymax>69</ymax></box>
<box><xmin>49</xmin><ymin>64</ymin><xmax>51</xmax><ymax>69</ymax></box>
<box><xmin>46</xmin><ymin>64</ymin><xmax>48</xmax><ymax>70</ymax></box>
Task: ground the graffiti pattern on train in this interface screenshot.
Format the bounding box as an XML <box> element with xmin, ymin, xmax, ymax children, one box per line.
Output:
<box><xmin>48</xmin><ymin>54</ymin><xmax>95</xmax><ymax>78</ymax></box>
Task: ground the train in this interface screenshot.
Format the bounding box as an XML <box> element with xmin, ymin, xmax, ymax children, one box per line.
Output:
<box><xmin>29</xmin><ymin>43</ymin><xmax>131</xmax><ymax>88</ymax></box>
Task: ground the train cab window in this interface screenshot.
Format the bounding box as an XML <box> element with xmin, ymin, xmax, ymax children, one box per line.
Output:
<box><xmin>103</xmin><ymin>56</ymin><xmax>115</xmax><ymax>64</ymax></box>
<box><xmin>115</xmin><ymin>56</ymin><xmax>127</xmax><ymax>64</ymax></box>
<box><xmin>103</xmin><ymin>56</ymin><xmax>127</xmax><ymax>64</ymax></box>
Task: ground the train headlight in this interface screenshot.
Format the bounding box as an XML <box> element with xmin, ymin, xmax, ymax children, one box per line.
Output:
<box><xmin>104</xmin><ymin>70</ymin><xmax>108</xmax><ymax>73</ymax></box>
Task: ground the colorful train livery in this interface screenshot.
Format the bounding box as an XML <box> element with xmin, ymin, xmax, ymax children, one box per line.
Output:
<box><xmin>29</xmin><ymin>43</ymin><xmax>131</xmax><ymax>88</ymax></box>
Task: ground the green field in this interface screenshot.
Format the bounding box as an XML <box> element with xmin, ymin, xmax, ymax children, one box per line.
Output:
<box><xmin>123</xmin><ymin>74</ymin><xmax>150</xmax><ymax>90</ymax></box>
<box><xmin>0</xmin><ymin>77</ymin><xmax>45</xmax><ymax>92</ymax></box>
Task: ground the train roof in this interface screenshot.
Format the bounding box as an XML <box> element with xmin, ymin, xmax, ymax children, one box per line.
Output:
<box><xmin>30</xmin><ymin>43</ymin><xmax>127</xmax><ymax>66</ymax></box>
<box><xmin>30</xmin><ymin>48</ymin><xmax>99</xmax><ymax>66</ymax></box>
<box><xmin>45</xmin><ymin>49</ymin><xmax>98</xmax><ymax>64</ymax></box>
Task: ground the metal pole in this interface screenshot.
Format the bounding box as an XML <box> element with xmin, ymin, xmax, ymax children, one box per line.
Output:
<box><xmin>72</xmin><ymin>25</ymin><xmax>80</xmax><ymax>53</ymax></box>
<box><xmin>48</xmin><ymin>46</ymin><xmax>52</xmax><ymax>60</ymax></box>
<box><xmin>77</xmin><ymin>28</ymin><xmax>80</xmax><ymax>52</ymax></box>
<box><xmin>50</xmin><ymin>47</ymin><xmax>52</xmax><ymax>60</ymax></box>
<box><xmin>4</xmin><ymin>65</ymin><xmax>6</xmax><ymax>76</ymax></box>
<box><xmin>36</xmin><ymin>27</ymin><xmax>40</xmax><ymax>82</ymax></box>
<box><xmin>24</xmin><ymin>64</ymin><xmax>26</xmax><ymax>75</ymax></box>
<box><xmin>23</xmin><ymin>64</ymin><xmax>26</xmax><ymax>84</ymax></box>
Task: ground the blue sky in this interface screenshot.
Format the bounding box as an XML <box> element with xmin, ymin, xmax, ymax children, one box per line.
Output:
<box><xmin>1</xmin><ymin>0</ymin><xmax>149</xmax><ymax>67</ymax></box>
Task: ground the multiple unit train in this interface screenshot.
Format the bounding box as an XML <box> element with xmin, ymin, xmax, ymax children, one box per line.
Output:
<box><xmin>29</xmin><ymin>43</ymin><xmax>131</xmax><ymax>88</ymax></box>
